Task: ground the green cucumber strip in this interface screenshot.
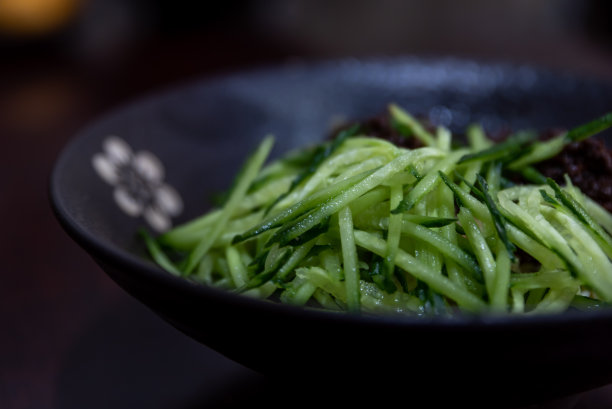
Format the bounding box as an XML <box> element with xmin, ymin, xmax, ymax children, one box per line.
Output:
<box><xmin>184</xmin><ymin>135</ymin><xmax>275</xmax><ymax>274</ymax></box>
<box><xmin>401</xmin><ymin>219</ymin><xmax>484</xmax><ymax>282</ymax></box>
<box><xmin>509</xmin><ymin>112</ymin><xmax>612</xmax><ymax>170</ymax></box>
<box><xmin>354</xmin><ymin>214</ymin><xmax>457</xmax><ymax>233</ymax></box>
<box><xmin>389</xmin><ymin>103</ymin><xmax>436</xmax><ymax>147</ymax></box>
<box><xmin>583</xmin><ymin>195</ymin><xmax>612</xmax><ymax>234</ymax></box>
<box><xmin>384</xmin><ymin>183</ymin><xmax>404</xmax><ymax>283</ymax></box>
<box><xmin>193</xmin><ymin>252</ymin><xmax>213</xmax><ymax>283</ymax></box>
<box><xmin>225</xmin><ymin>246</ymin><xmax>249</xmax><ymax>287</ymax></box>
<box><xmin>140</xmin><ymin>229</ymin><xmax>182</xmax><ymax>276</ymax></box>
<box><xmin>437</xmin><ymin>126</ymin><xmax>452</xmax><ymax>151</ymax></box>
<box><xmin>287</xmin><ymin>216</ymin><xmax>331</xmax><ymax>246</ymax></box>
<box><xmin>498</xmin><ymin>196</ymin><xmax>583</xmax><ymax>275</ymax></box>
<box><xmin>466</xmin><ymin>123</ymin><xmax>491</xmax><ymax>150</ymax></box>
<box><xmin>339</xmin><ymin>206</ymin><xmax>360</xmax><ymax>312</ymax></box>
<box><xmin>354</xmin><ymin>214</ymin><xmax>482</xmax><ymax>281</ymax></box>
<box><xmin>267</xmin><ymin>148</ymin><xmax>440</xmax><ymax>246</ymax></box>
<box><xmin>529</xmin><ymin>286</ymin><xmax>579</xmax><ymax>315</ymax></box>
<box><xmin>280</xmin><ymin>278</ymin><xmax>318</xmax><ymax>306</ymax></box>
<box><xmin>491</xmin><ymin>240</ymin><xmax>511</xmax><ymax>312</ymax></box>
<box><xmin>247</xmin><ymin>246</ymin><xmax>269</xmax><ymax>274</ymax></box>
<box><xmin>265</xmin><ymin>123</ymin><xmax>361</xmax><ymax>214</ymax></box>
<box><xmin>226</xmin><ymin>248</ymin><xmax>278</xmax><ymax>299</ymax></box>
<box><xmin>240</xmin><ymin>174</ymin><xmax>295</xmax><ymax>209</ymax></box>
<box><xmin>438</xmin><ymin>177</ymin><xmax>485</xmax><ymax>296</ymax></box>
<box><xmin>320</xmin><ymin>248</ymin><xmax>343</xmax><ymax>281</ymax></box>
<box><xmin>232</xmin><ymin>168</ymin><xmax>375</xmax><ymax>244</ymax></box>
<box><xmin>275</xmin><ymin>240</ymin><xmax>318</xmax><ymax>282</ymax></box>
<box><xmin>408</xmin><ymin>164</ymin><xmax>423</xmax><ymax>181</ymax></box>
<box><xmin>457</xmin><ymin>207</ymin><xmax>496</xmax><ymax>301</ymax></box>
<box><xmin>547</xmin><ymin>208</ymin><xmax>612</xmax><ymax>301</ymax></box>
<box><xmin>454</xmin><ymin>171</ymin><xmax>484</xmax><ymax>202</ymax></box>
<box><xmin>565</xmin><ymin>112</ymin><xmax>612</xmax><ymax>142</ymax></box>
<box><xmin>359</xmin><ymin>281</ymin><xmax>423</xmax><ymax>314</ymax></box>
<box><xmin>485</xmin><ymin>161</ymin><xmax>502</xmax><ymax>194</ymax></box>
<box><xmin>330</xmin><ymin>156</ymin><xmax>388</xmax><ymax>185</ymax></box>
<box><xmin>540</xmin><ymin>189</ymin><xmax>560</xmax><ymax>206</ymax></box>
<box><xmin>510</xmin><ymin>269</ymin><xmax>576</xmax><ymax>291</ymax></box>
<box><xmin>264</xmin><ymin>243</ymin><xmax>284</xmax><ymax>271</ymax></box>
<box><xmin>518</xmin><ymin>166</ymin><xmax>547</xmax><ymax>184</ymax></box>
<box><xmin>546</xmin><ymin>178</ymin><xmax>612</xmax><ymax>258</ymax></box>
<box><xmin>246</xmin><ymin>166</ymin><xmax>296</xmax><ymax>195</ymax></box>
<box><xmin>166</xmin><ymin>211</ymin><xmax>263</xmax><ymax>250</ymax></box>
<box><xmin>297</xmin><ymin>267</ymin><xmax>423</xmax><ymax>314</ymax></box>
<box><xmin>404</xmin><ymin>214</ymin><xmax>457</xmax><ymax>228</ymax></box>
<box><xmin>303</xmin><ymin>244</ymin><xmax>331</xmax><ymax>260</ymax></box>
<box><xmin>458</xmin><ymin>131</ymin><xmax>535</xmax><ymax>164</ymax></box>
<box><xmin>505</xmin><ymin>224</ymin><xmax>564</xmax><ymax>269</ymax></box>
<box><xmin>438</xmin><ymin>171</ymin><xmax>491</xmax><ymax>223</ymax></box>
<box><xmin>312</xmin><ymin>288</ymin><xmax>344</xmax><ymax>311</ymax></box>
<box><xmin>296</xmin><ymin>267</ymin><xmax>346</xmax><ymax>304</ymax></box>
<box><xmin>511</xmin><ymin>288</ymin><xmax>527</xmax><ymax>313</ymax></box>
<box><xmin>158</xmin><ymin>208</ymin><xmax>222</xmax><ymax>247</ymax></box>
<box><xmin>238</xmin><ymin>246</ymin><xmax>292</xmax><ymax>291</ymax></box>
<box><xmin>392</xmin><ymin>149</ymin><xmax>467</xmax><ymax>213</ymax></box>
<box><xmin>507</xmin><ymin>135</ymin><xmax>566</xmax><ymax>170</ymax></box>
<box><xmin>413</xmin><ymin>198</ymin><xmax>444</xmax><ymax>276</ymax></box>
<box><xmin>369</xmin><ymin>255</ymin><xmax>397</xmax><ymax>294</ymax></box>
<box><xmin>570</xmin><ymin>295</ymin><xmax>610</xmax><ymax>312</ymax></box>
<box><xmin>348</xmin><ymin>186</ymin><xmax>389</xmax><ymax>217</ymax></box>
<box><xmin>459</xmin><ymin>162</ymin><xmax>483</xmax><ymax>193</ymax></box>
<box><xmin>211</xmin><ymin>136</ymin><xmax>278</xmax><ymax>208</ymax></box>
<box><xmin>476</xmin><ymin>174</ymin><xmax>516</xmax><ymax>261</ymax></box>
<box><xmin>414</xmin><ymin>280</ymin><xmax>450</xmax><ymax>316</ymax></box>
<box><xmin>289</xmin><ymin>146</ymin><xmax>393</xmax><ymax>206</ymax></box>
<box><xmin>353</xmin><ymin>229</ymin><xmax>487</xmax><ymax>311</ymax></box>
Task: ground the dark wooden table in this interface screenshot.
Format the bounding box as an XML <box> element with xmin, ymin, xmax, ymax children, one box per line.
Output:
<box><xmin>0</xmin><ymin>24</ymin><xmax>309</xmax><ymax>408</ymax></box>
<box><xmin>3</xmin><ymin>7</ymin><xmax>612</xmax><ymax>408</ymax></box>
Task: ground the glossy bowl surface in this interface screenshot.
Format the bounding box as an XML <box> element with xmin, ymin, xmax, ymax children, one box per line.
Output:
<box><xmin>50</xmin><ymin>57</ymin><xmax>612</xmax><ymax>407</ymax></box>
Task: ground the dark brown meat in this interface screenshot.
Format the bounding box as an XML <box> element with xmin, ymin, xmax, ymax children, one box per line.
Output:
<box><xmin>535</xmin><ymin>137</ymin><xmax>612</xmax><ymax>212</ymax></box>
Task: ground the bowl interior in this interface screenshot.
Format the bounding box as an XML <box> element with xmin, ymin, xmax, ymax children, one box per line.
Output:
<box><xmin>50</xmin><ymin>57</ymin><xmax>612</xmax><ymax>407</ymax></box>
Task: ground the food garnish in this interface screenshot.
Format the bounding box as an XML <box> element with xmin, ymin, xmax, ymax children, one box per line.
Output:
<box><xmin>143</xmin><ymin>105</ymin><xmax>612</xmax><ymax>316</ymax></box>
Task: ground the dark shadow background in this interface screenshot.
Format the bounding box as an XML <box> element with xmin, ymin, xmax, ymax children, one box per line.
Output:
<box><xmin>2</xmin><ymin>1</ymin><xmax>612</xmax><ymax>408</ymax></box>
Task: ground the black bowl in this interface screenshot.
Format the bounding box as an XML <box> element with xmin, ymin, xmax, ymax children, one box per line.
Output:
<box><xmin>50</xmin><ymin>57</ymin><xmax>612</xmax><ymax>408</ymax></box>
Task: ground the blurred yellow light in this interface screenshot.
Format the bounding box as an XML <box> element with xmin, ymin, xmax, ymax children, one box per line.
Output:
<box><xmin>0</xmin><ymin>0</ymin><xmax>80</xmax><ymax>36</ymax></box>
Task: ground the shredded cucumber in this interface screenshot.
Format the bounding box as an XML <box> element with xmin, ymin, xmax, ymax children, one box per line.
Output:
<box><xmin>143</xmin><ymin>105</ymin><xmax>612</xmax><ymax>316</ymax></box>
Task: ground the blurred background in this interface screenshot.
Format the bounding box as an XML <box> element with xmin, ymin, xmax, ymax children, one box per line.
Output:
<box><xmin>2</xmin><ymin>1</ymin><xmax>612</xmax><ymax>408</ymax></box>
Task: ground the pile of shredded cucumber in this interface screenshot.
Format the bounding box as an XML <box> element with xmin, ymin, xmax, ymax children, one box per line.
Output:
<box><xmin>143</xmin><ymin>104</ymin><xmax>612</xmax><ymax>316</ymax></box>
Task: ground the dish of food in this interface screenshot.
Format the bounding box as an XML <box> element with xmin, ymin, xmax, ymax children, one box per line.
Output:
<box><xmin>142</xmin><ymin>103</ymin><xmax>612</xmax><ymax>317</ymax></box>
<box><xmin>50</xmin><ymin>58</ymin><xmax>612</xmax><ymax>407</ymax></box>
